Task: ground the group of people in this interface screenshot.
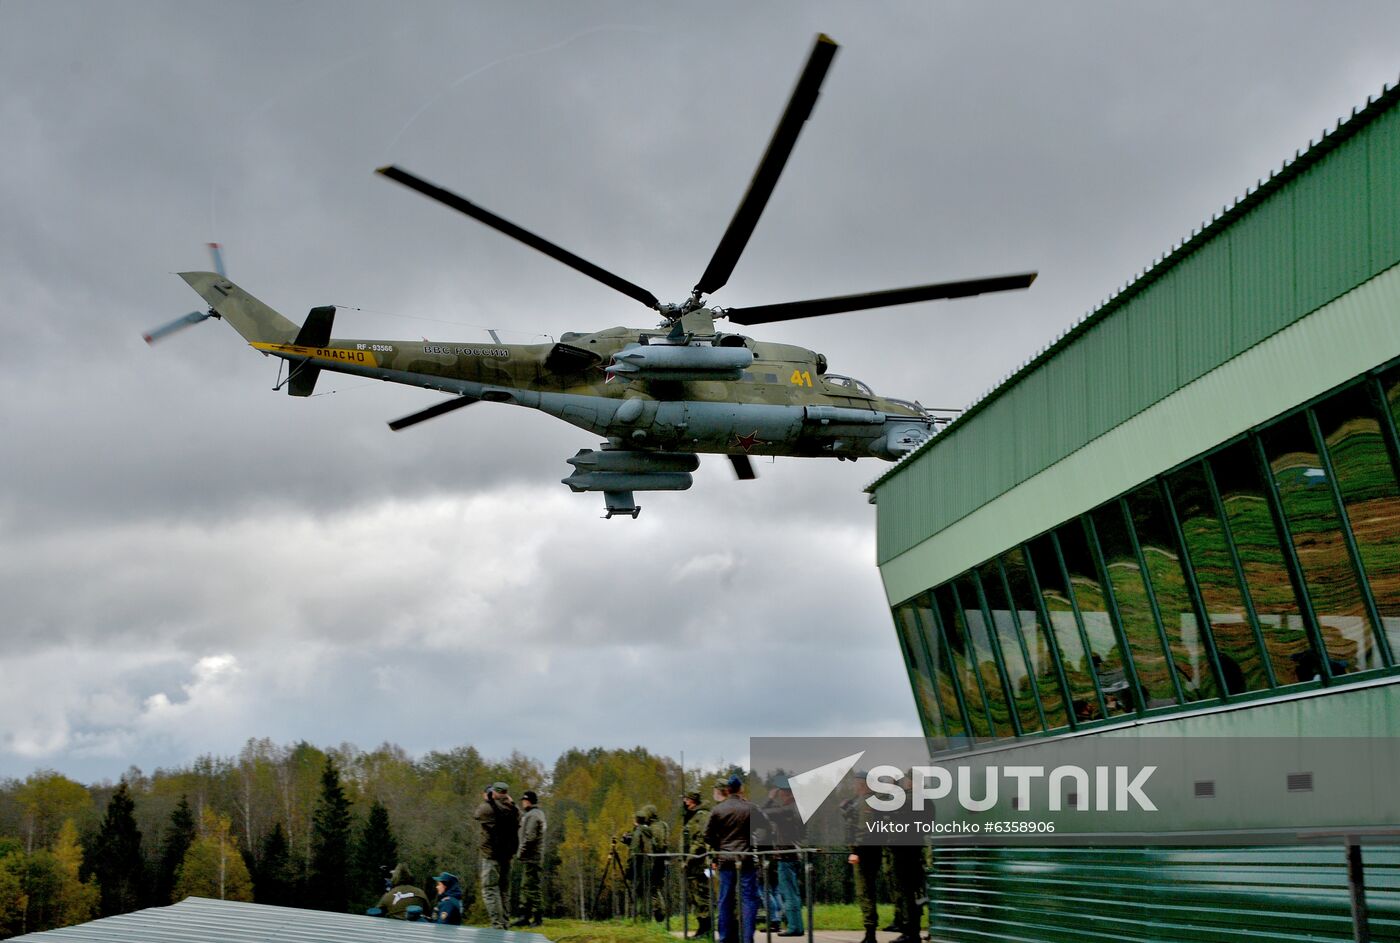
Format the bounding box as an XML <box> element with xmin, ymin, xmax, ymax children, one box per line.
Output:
<box><xmin>695</xmin><ymin>773</ymin><xmax>808</xmax><ymax>943</ymax></box>
<box><xmin>367</xmin><ymin>781</ymin><xmax>547</xmax><ymax>929</ymax></box>
<box><xmin>364</xmin><ymin>771</ymin><xmax>925</xmax><ymax>943</ymax></box>
<box><xmin>686</xmin><ymin>771</ymin><xmax>926</xmax><ymax>943</ymax></box>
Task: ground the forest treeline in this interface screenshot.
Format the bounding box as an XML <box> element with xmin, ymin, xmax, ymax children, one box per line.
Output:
<box><xmin>0</xmin><ymin>739</ymin><xmax>855</xmax><ymax>938</ymax></box>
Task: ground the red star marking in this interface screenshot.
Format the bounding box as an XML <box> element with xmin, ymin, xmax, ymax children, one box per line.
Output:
<box><xmin>734</xmin><ymin>430</ymin><xmax>764</xmax><ymax>452</ymax></box>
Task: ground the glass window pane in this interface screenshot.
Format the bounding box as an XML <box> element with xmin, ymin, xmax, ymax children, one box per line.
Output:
<box><xmin>1262</xmin><ymin>414</ymin><xmax>1385</xmax><ymax>674</ymax></box>
<box><xmin>1167</xmin><ymin>463</ymin><xmax>1269</xmax><ymax>693</ymax></box>
<box><xmin>1026</xmin><ymin>533</ymin><xmax>1103</xmax><ymax>721</ymax></box>
<box><xmin>1125</xmin><ymin>483</ymin><xmax>1219</xmax><ymax>701</ymax></box>
<box><xmin>1316</xmin><ymin>384</ymin><xmax>1400</xmax><ymax>661</ymax></box>
<box><xmin>1055</xmin><ymin>521</ymin><xmax>1134</xmax><ymax>718</ymax></box>
<box><xmin>1210</xmin><ymin>441</ymin><xmax>1317</xmax><ymax>685</ymax></box>
<box><xmin>1090</xmin><ymin>503</ymin><xmax>1178</xmax><ymax>708</ymax></box>
<box><xmin>974</xmin><ymin>564</ymin><xmax>1043</xmax><ymax>735</ymax></box>
<box><xmin>894</xmin><ymin>602</ymin><xmax>946</xmax><ymax>743</ymax></box>
<box><xmin>953</xmin><ymin>575</ymin><xmax>1017</xmax><ymax>738</ymax></box>
<box><xmin>933</xmin><ymin>584</ymin><xmax>994</xmax><ymax>739</ymax></box>
<box><xmin>1001</xmin><ymin>548</ymin><xmax>1070</xmax><ymax>730</ymax></box>
<box><xmin>911</xmin><ymin>594</ymin><xmax>967</xmax><ymax>742</ymax></box>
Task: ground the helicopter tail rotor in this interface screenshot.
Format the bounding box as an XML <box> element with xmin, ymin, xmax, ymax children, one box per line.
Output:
<box><xmin>144</xmin><ymin>243</ymin><xmax>232</xmax><ymax>344</ymax></box>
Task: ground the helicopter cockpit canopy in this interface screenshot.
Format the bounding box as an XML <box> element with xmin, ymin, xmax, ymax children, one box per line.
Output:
<box><xmin>822</xmin><ymin>374</ymin><xmax>874</xmax><ymax>396</ymax></box>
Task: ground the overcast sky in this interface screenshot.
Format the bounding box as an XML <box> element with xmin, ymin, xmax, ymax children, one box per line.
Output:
<box><xmin>3</xmin><ymin>2</ymin><xmax>1399</xmax><ymax>784</ymax></box>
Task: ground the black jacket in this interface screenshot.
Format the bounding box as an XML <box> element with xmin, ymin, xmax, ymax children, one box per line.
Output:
<box><xmin>474</xmin><ymin>794</ymin><xmax>521</xmax><ymax>861</ymax></box>
<box><xmin>705</xmin><ymin>794</ymin><xmax>768</xmax><ymax>864</ymax></box>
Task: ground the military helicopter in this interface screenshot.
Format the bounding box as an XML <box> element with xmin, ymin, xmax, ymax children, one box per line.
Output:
<box><xmin>154</xmin><ymin>34</ymin><xmax>1034</xmax><ymax>518</ymax></box>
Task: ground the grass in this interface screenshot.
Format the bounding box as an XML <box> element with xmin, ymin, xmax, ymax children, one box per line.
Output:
<box><xmin>529</xmin><ymin>903</ymin><xmax>883</xmax><ymax>940</ymax></box>
<box><xmin>541</xmin><ymin>918</ymin><xmax>678</xmax><ymax>943</ymax></box>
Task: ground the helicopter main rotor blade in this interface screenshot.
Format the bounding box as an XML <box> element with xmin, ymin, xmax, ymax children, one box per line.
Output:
<box><xmin>693</xmin><ymin>34</ymin><xmax>839</xmax><ymax>298</ymax></box>
<box><xmin>724</xmin><ymin>272</ymin><xmax>1037</xmax><ymax>325</ymax></box>
<box><xmin>377</xmin><ymin>165</ymin><xmax>661</xmax><ymax>311</ymax></box>
<box><xmin>388</xmin><ymin>394</ymin><xmax>478</xmax><ymax>431</ymax></box>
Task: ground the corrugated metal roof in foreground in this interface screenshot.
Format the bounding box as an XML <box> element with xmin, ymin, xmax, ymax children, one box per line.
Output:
<box><xmin>870</xmin><ymin>77</ymin><xmax>1400</xmax><ymax>566</ymax></box>
<box><xmin>9</xmin><ymin>897</ymin><xmax>553</xmax><ymax>943</ymax></box>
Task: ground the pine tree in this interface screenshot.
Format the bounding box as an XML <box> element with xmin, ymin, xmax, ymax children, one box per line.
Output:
<box><xmin>253</xmin><ymin>821</ymin><xmax>294</xmax><ymax>906</ymax></box>
<box><xmin>352</xmin><ymin>800</ymin><xmax>399</xmax><ymax>910</ymax></box>
<box><xmin>90</xmin><ymin>782</ymin><xmax>147</xmax><ymax>915</ymax></box>
<box><xmin>157</xmin><ymin>796</ymin><xmax>197</xmax><ymax>904</ymax></box>
<box><xmin>307</xmin><ymin>757</ymin><xmax>352</xmax><ymax>912</ymax></box>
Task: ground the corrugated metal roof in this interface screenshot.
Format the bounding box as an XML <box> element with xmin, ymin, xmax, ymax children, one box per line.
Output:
<box><xmin>9</xmin><ymin>897</ymin><xmax>554</xmax><ymax>943</ymax></box>
<box><xmin>868</xmin><ymin>77</ymin><xmax>1400</xmax><ymax>565</ymax></box>
<box><xmin>866</xmin><ymin>75</ymin><xmax>1400</xmax><ymax>497</ymax></box>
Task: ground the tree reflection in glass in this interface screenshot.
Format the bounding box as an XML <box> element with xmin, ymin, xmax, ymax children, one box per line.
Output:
<box><xmin>976</xmin><ymin>561</ymin><xmax>1044</xmax><ymax>734</ymax></box>
<box><xmin>1027</xmin><ymin>534</ymin><xmax>1102</xmax><ymax>721</ymax></box>
<box><xmin>1090</xmin><ymin>503</ymin><xmax>1178</xmax><ymax>708</ymax></box>
<box><xmin>953</xmin><ymin>575</ymin><xmax>1017</xmax><ymax>738</ymax></box>
<box><xmin>1211</xmin><ymin>441</ymin><xmax>1316</xmax><ymax>684</ymax></box>
<box><xmin>1055</xmin><ymin>520</ymin><xmax>1134</xmax><ymax>717</ymax></box>
<box><xmin>1316</xmin><ymin>384</ymin><xmax>1400</xmax><ymax>663</ymax></box>
<box><xmin>1166</xmin><ymin>463</ymin><xmax>1268</xmax><ymax>693</ymax></box>
<box><xmin>1263</xmin><ymin>414</ymin><xmax>1383</xmax><ymax>675</ymax></box>
<box><xmin>894</xmin><ymin>602</ymin><xmax>947</xmax><ymax>744</ymax></box>
<box><xmin>933</xmin><ymin>584</ymin><xmax>994</xmax><ymax>739</ymax></box>
<box><xmin>912</xmin><ymin>594</ymin><xmax>967</xmax><ymax>743</ymax></box>
<box><xmin>1001</xmin><ymin>547</ymin><xmax>1071</xmax><ymax>730</ymax></box>
<box><xmin>1125</xmin><ymin>483</ymin><xmax>1219</xmax><ymax>701</ymax></box>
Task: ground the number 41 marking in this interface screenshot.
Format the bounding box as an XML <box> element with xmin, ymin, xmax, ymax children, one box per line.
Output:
<box><xmin>789</xmin><ymin>369</ymin><xmax>813</xmax><ymax>387</ymax></box>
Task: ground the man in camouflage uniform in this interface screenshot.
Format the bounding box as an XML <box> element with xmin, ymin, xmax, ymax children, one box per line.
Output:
<box><xmin>642</xmin><ymin>803</ymin><xmax>670</xmax><ymax>922</ymax></box>
<box><xmin>514</xmin><ymin>789</ymin><xmax>547</xmax><ymax>927</ymax></box>
<box><xmin>681</xmin><ymin>788</ymin><xmax>712</xmax><ymax>937</ymax></box>
<box><xmin>619</xmin><ymin>809</ymin><xmax>654</xmax><ymax>917</ymax></box>
<box><xmin>370</xmin><ymin>862</ymin><xmax>429</xmax><ymax>919</ymax></box>
<box><xmin>474</xmin><ymin>781</ymin><xmax>520</xmax><ymax>929</ymax></box>
<box><xmin>842</xmin><ymin>773</ymin><xmax>882</xmax><ymax>943</ymax></box>
<box><xmin>887</xmin><ymin>773</ymin><xmax>925</xmax><ymax>943</ymax></box>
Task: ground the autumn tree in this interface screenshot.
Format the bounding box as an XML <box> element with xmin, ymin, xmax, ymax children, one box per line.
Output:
<box><xmin>0</xmin><ymin>838</ymin><xmax>28</xmax><ymax>937</ymax></box>
<box><xmin>174</xmin><ymin>809</ymin><xmax>253</xmax><ymax>902</ymax></box>
<box><xmin>16</xmin><ymin>771</ymin><xmax>90</xmax><ymax>853</ymax></box>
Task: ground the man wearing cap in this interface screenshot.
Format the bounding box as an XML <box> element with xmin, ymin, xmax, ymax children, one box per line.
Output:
<box><xmin>474</xmin><ymin>782</ymin><xmax>520</xmax><ymax>929</ymax></box>
<box><xmin>680</xmin><ymin>788</ymin><xmax>712</xmax><ymax>937</ymax></box>
<box><xmin>514</xmin><ymin>790</ymin><xmax>547</xmax><ymax>927</ymax></box>
<box><xmin>430</xmin><ymin>871</ymin><xmax>463</xmax><ymax>925</ymax></box>
<box><xmin>705</xmin><ymin>773</ymin><xmax>767</xmax><ymax>943</ymax></box>
<box><xmin>762</xmin><ymin>777</ymin><xmax>805</xmax><ymax>936</ymax></box>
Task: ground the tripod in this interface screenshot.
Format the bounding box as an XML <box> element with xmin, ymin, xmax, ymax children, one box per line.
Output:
<box><xmin>591</xmin><ymin>840</ymin><xmax>634</xmax><ymax>918</ymax></box>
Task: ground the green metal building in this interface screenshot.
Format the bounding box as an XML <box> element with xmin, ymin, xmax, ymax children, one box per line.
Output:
<box><xmin>868</xmin><ymin>79</ymin><xmax>1400</xmax><ymax>942</ymax></box>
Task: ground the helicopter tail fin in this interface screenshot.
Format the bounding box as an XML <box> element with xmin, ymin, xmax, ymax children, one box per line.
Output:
<box><xmin>177</xmin><ymin>271</ymin><xmax>300</xmax><ymax>345</ymax></box>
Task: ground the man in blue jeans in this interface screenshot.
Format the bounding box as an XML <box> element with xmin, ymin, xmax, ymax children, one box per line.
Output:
<box><xmin>762</xmin><ymin>777</ymin><xmax>805</xmax><ymax>936</ymax></box>
<box><xmin>705</xmin><ymin>774</ymin><xmax>766</xmax><ymax>943</ymax></box>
